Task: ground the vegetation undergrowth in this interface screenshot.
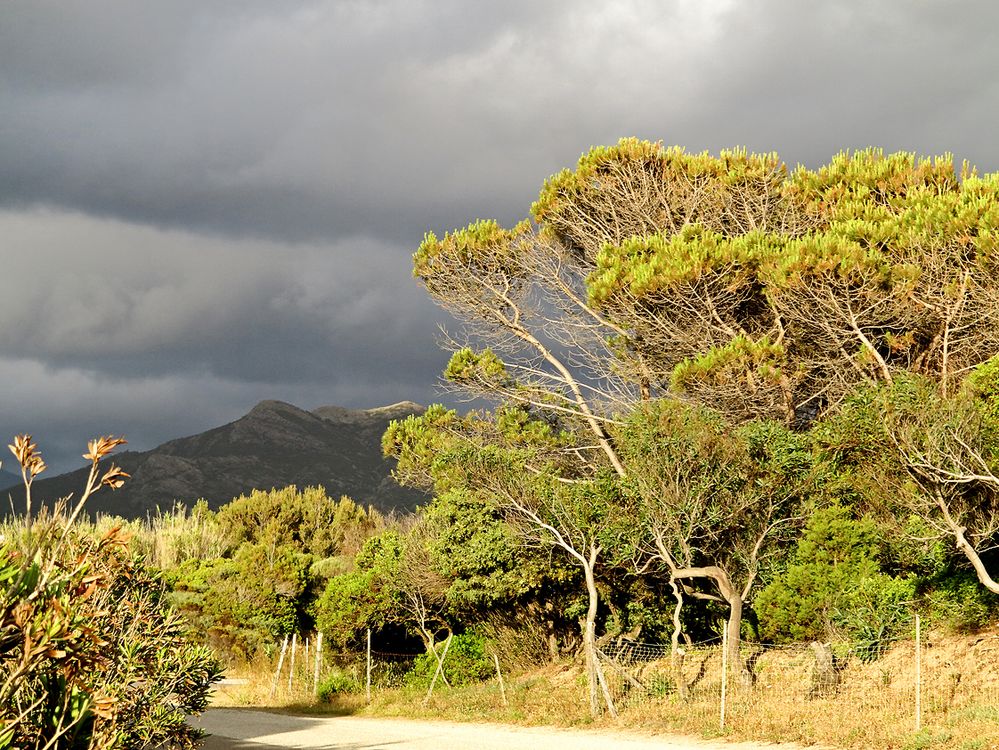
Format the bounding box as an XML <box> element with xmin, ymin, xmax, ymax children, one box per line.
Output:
<box><xmin>209</xmin><ymin>626</ymin><xmax>999</xmax><ymax>750</ymax></box>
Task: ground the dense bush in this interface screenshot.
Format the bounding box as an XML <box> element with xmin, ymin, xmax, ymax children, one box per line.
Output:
<box><xmin>755</xmin><ymin>504</ymin><xmax>916</xmax><ymax>649</ymax></box>
<box><xmin>173</xmin><ymin>543</ymin><xmax>313</xmax><ymax>657</ymax></box>
<box><xmin>1</xmin><ymin>515</ymin><xmax>221</xmax><ymax>749</ymax></box>
<box><xmin>217</xmin><ymin>487</ymin><xmax>383</xmax><ymax>561</ymax></box>
<box><xmin>921</xmin><ymin>572</ymin><xmax>999</xmax><ymax>633</ymax></box>
<box><xmin>155</xmin><ymin>487</ymin><xmax>385</xmax><ymax>660</ymax></box>
<box><xmin>0</xmin><ymin>435</ymin><xmax>221</xmax><ymax>749</ymax></box>
<box><xmin>313</xmin><ymin>532</ymin><xmax>404</xmax><ymax>649</ymax></box>
<box><xmin>404</xmin><ymin>633</ymin><xmax>493</xmax><ymax>688</ymax></box>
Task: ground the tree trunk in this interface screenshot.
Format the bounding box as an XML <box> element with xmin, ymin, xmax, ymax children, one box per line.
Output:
<box><xmin>671</xmin><ymin>566</ymin><xmax>745</xmax><ymax>676</ymax></box>
<box><xmin>581</xmin><ymin>549</ymin><xmax>616</xmax><ymax>718</ymax></box>
<box><xmin>668</xmin><ymin>578</ymin><xmax>691</xmax><ymax>700</ymax></box>
<box><xmin>953</xmin><ymin>524</ymin><xmax>999</xmax><ymax>594</ymax></box>
<box><xmin>582</xmin><ymin>559</ymin><xmax>600</xmax><ymax>717</ymax></box>
<box><xmin>931</xmin><ymin>488</ymin><xmax>999</xmax><ymax>595</ymax></box>
<box><xmin>725</xmin><ymin>593</ymin><xmax>748</xmax><ymax>685</ymax></box>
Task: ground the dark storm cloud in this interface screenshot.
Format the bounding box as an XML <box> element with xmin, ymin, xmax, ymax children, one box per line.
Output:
<box><xmin>4</xmin><ymin>1</ymin><xmax>998</xmax><ymax>242</ymax></box>
<box><xmin>0</xmin><ymin>210</ymin><xmax>441</xmax><ymax>380</ymax></box>
<box><xmin>2</xmin><ymin>0</ymin><xmax>998</xmax><ymax>470</ymax></box>
<box><xmin>0</xmin><ymin>209</ymin><xmax>449</xmax><ymax>471</ymax></box>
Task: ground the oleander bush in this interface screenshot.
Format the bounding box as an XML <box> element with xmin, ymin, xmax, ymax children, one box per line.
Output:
<box><xmin>0</xmin><ymin>436</ymin><xmax>222</xmax><ymax>750</ymax></box>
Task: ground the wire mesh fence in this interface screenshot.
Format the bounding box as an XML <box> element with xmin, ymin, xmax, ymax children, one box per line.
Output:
<box><xmin>595</xmin><ymin>618</ymin><xmax>999</xmax><ymax>740</ymax></box>
<box><xmin>324</xmin><ymin>649</ymin><xmax>419</xmax><ymax>690</ymax></box>
<box><xmin>261</xmin><ymin>621</ymin><xmax>999</xmax><ymax>745</ymax></box>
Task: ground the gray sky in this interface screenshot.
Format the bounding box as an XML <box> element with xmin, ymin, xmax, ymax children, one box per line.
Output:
<box><xmin>2</xmin><ymin>0</ymin><xmax>998</xmax><ymax>472</ymax></box>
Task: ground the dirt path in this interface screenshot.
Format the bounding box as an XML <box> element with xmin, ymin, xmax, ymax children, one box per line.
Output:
<box><xmin>194</xmin><ymin>709</ymin><xmax>788</xmax><ymax>750</ymax></box>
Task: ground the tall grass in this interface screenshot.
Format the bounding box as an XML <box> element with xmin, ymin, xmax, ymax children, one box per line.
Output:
<box><xmin>267</xmin><ymin>630</ymin><xmax>999</xmax><ymax>750</ymax></box>
<box><xmin>126</xmin><ymin>502</ymin><xmax>234</xmax><ymax>569</ymax></box>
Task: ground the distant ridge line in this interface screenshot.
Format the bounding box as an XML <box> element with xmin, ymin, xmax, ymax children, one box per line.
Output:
<box><xmin>6</xmin><ymin>400</ymin><xmax>428</xmax><ymax>519</ymax></box>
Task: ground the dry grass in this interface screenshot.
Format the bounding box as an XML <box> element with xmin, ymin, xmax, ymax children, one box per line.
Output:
<box><xmin>211</xmin><ymin>630</ymin><xmax>999</xmax><ymax>750</ymax></box>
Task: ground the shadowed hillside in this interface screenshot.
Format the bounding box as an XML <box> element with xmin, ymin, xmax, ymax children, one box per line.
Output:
<box><xmin>0</xmin><ymin>468</ymin><xmax>20</xmax><ymax>492</ymax></box>
<box><xmin>8</xmin><ymin>401</ymin><xmax>427</xmax><ymax>518</ymax></box>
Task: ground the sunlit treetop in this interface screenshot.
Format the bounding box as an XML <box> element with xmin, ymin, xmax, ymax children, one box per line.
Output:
<box><xmin>412</xmin><ymin>138</ymin><xmax>999</xmax><ymax>435</ymax></box>
<box><xmin>531</xmin><ymin>138</ymin><xmax>801</xmax><ymax>261</ymax></box>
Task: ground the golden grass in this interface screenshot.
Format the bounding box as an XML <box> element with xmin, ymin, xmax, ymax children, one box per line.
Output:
<box><xmin>211</xmin><ymin>630</ymin><xmax>999</xmax><ymax>750</ymax></box>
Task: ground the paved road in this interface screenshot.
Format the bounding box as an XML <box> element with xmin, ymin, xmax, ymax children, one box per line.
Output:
<box><xmin>194</xmin><ymin>709</ymin><xmax>781</xmax><ymax>750</ymax></box>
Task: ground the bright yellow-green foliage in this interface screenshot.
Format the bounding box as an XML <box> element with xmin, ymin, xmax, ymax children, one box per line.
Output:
<box><xmin>218</xmin><ymin>485</ymin><xmax>381</xmax><ymax>560</ymax></box>
<box><xmin>444</xmin><ymin>348</ymin><xmax>512</xmax><ymax>387</ymax></box>
<box><xmin>589</xmin><ymin>225</ymin><xmax>778</xmax><ymax>304</ymax></box>
<box><xmin>763</xmin><ymin>234</ymin><xmax>899</xmax><ymax>288</ymax></box>
<box><xmin>494</xmin><ymin>405</ymin><xmax>570</xmax><ymax>447</ymax></box>
<box><xmin>382</xmin><ymin>404</ymin><xmax>461</xmax><ymax>491</ymax></box>
<box><xmin>413</xmin><ymin>219</ymin><xmax>531</xmax><ymax>280</ymax></box>
<box><xmin>787</xmin><ymin>148</ymin><xmax>959</xmax><ymax>217</ymax></box>
<box><xmin>671</xmin><ymin>336</ymin><xmax>786</xmax><ymax>392</ymax></box>
<box><xmin>587</xmin><ymin>150</ymin><xmax>997</xmax><ymax>306</ymax></box>
<box><xmin>532</xmin><ymin>138</ymin><xmax>786</xmax><ymax>228</ymax></box>
<box><xmin>398</xmin><ymin>137</ymin><xmax>999</xmax><ymax>692</ymax></box>
<box><xmin>579</xmin><ymin>145</ymin><xmax>995</xmax><ymax>295</ymax></box>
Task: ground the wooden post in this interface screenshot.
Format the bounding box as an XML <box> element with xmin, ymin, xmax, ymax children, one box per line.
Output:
<box><xmin>493</xmin><ymin>652</ymin><xmax>508</xmax><ymax>707</ymax></box>
<box><xmin>366</xmin><ymin>629</ymin><xmax>372</xmax><ymax>703</ymax></box>
<box><xmin>423</xmin><ymin>633</ymin><xmax>453</xmax><ymax>705</ymax></box>
<box><xmin>313</xmin><ymin>631</ymin><xmax>323</xmax><ymax>698</ymax></box>
<box><xmin>288</xmin><ymin>633</ymin><xmax>297</xmax><ymax>691</ymax></box>
<box><xmin>720</xmin><ymin>621</ymin><xmax>728</xmax><ymax>731</ymax></box>
<box><xmin>915</xmin><ymin>615</ymin><xmax>922</xmax><ymax>731</ymax></box>
<box><xmin>270</xmin><ymin>635</ymin><xmax>289</xmax><ymax>699</ymax></box>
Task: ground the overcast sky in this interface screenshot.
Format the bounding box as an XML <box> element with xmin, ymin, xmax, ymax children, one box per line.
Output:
<box><xmin>2</xmin><ymin>0</ymin><xmax>998</xmax><ymax>473</ymax></box>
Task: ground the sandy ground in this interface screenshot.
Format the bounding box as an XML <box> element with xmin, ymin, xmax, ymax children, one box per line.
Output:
<box><xmin>194</xmin><ymin>708</ymin><xmax>790</xmax><ymax>750</ymax></box>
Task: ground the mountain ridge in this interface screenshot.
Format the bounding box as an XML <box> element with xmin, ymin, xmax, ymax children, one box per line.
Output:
<box><xmin>6</xmin><ymin>400</ymin><xmax>428</xmax><ymax>519</ymax></box>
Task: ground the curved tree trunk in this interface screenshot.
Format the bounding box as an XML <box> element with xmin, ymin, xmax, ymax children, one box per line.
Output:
<box><xmin>582</xmin><ymin>549</ymin><xmax>617</xmax><ymax>718</ymax></box>
<box><xmin>952</xmin><ymin>524</ymin><xmax>999</xmax><ymax>594</ymax></box>
<box><xmin>726</xmin><ymin>595</ymin><xmax>747</xmax><ymax>684</ymax></box>
<box><xmin>672</xmin><ymin>566</ymin><xmax>744</xmax><ymax>674</ymax></box>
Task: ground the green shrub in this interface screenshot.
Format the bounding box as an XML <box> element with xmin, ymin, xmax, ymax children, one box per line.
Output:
<box><xmin>217</xmin><ymin>487</ymin><xmax>383</xmax><ymax>560</ymax></box>
<box><xmin>169</xmin><ymin>542</ymin><xmax>313</xmax><ymax>657</ymax></box>
<box><xmin>1</xmin><ymin>434</ymin><xmax>221</xmax><ymax>749</ymax></box>
<box><xmin>756</xmin><ymin>503</ymin><xmax>915</xmax><ymax>650</ymax></box>
<box><xmin>317</xmin><ymin>668</ymin><xmax>362</xmax><ymax>701</ymax></box>
<box><xmin>404</xmin><ymin>633</ymin><xmax>493</xmax><ymax>688</ymax></box>
<box><xmin>1</xmin><ymin>519</ymin><xmax>222</xmax><ymax>749</ymax></box>
<box><xmin>314</xmin><ymin>533</ymin><xmax>404</xmax><ymax>649</ymax></box>
<box><xmin>836</xmin><ymin>573</ymin><xmax>916</xmax><ymax>659</ymax></box>
<box><xmin>922</xmin><ymin>573</ymin><xmax>999</xmax><ymax>633</ymax></box>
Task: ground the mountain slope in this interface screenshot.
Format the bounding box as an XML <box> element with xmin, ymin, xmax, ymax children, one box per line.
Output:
<box><xmin>0</xmin><ymin>468</ymin><xmax>20</xmax><ymax>492</ymax></box>
<box><xmin>13</xmin><ymin>400</ymin><xmax>427</xmax><ymax>519</ymax></box>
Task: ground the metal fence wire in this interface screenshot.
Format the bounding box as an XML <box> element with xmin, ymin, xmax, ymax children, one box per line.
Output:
<box><xmin>595</xmin><ymin>617</ymin><xmax>999</xmax><ymax>735</ymax></box>
<box><xmin>270</xmin><ymin>619</ymin><xmax>999</xmax><ymax>742</ymax></box>
<box><xmin>318</xmin><ymin>649</ymin><xmax>418</xmax><ymax>692</ymax></box>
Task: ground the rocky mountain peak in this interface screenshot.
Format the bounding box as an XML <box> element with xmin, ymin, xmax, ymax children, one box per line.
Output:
<box><xmin>8</xmin><ymin>400</ymin><xmax>428</xmax><ymax>519</ymax></box>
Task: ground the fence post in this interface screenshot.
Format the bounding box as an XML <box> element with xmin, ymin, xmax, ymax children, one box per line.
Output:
<box><xmin>915</xmin><ymin>614</ymin><xmax>922</xmax><ymax>731</ymax></box>
<box><xmin>366</xmin><ymin>628</ymin><xmax>372</xmax><ymax>704</ymax></box>
<box><xmin>270</xmin><ymin>635</ymin><xmax>289</xmax><ymax>699</ymax></box>
<box><xmin>313</xmin><ymin>631</ymin><xmax>323</xmax><ymax>698</ymax></box>
<box><xmin>493</xmin><ymin>652</ymin><xmax>508</xmax><ymax>707</ymax></box>
<box><xmin>720</xmin><ymin>621</ymin><xmax>728</xmax><ymax>731</ymax></box>
<box><xmin>288</xmin><ymin>633</ymin><xmax>297</xmax><ymax>691</ymax></box>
